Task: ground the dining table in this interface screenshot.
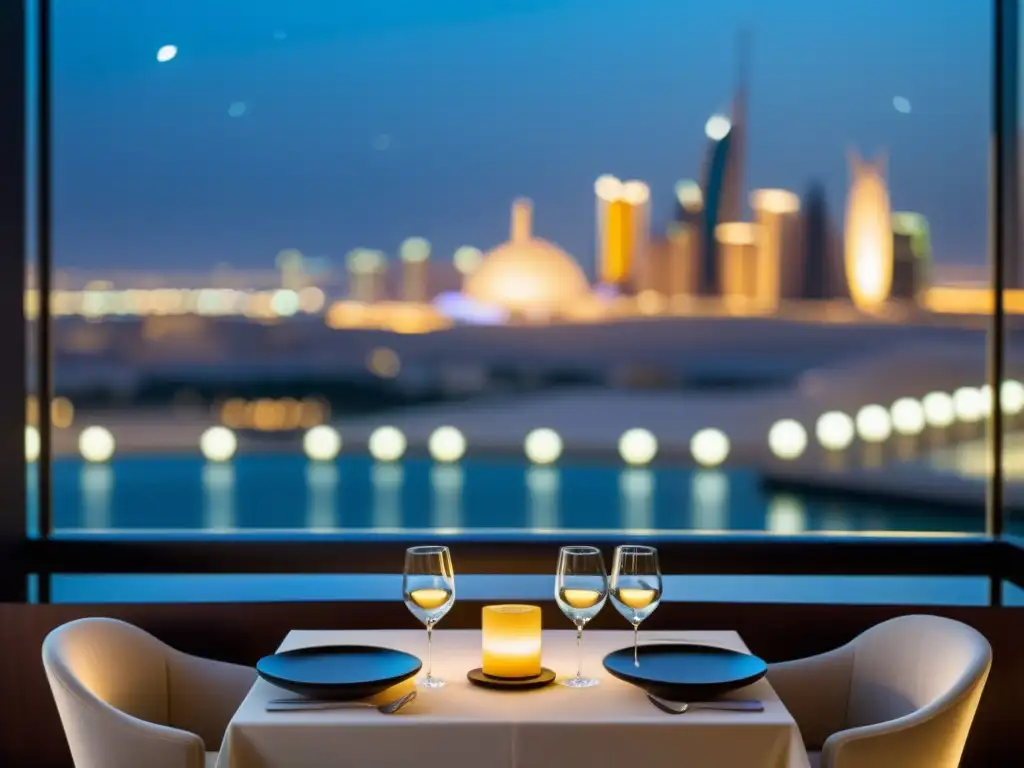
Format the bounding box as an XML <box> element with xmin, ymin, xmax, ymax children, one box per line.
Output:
<box><xmin>216</xmin><ymin>628</ymin><xmax>812</xmax><ymax>768</ymax></box>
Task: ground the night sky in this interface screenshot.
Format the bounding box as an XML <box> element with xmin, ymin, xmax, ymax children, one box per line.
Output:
<box><xmin>51</xmin><ymin>0</ymin><xmax>991</xmax><ymax>274</ymax></box>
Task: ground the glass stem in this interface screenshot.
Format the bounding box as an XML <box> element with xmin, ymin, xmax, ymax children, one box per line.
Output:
<box><xmin>426</xmin><ymin>622</ymin><xmax>434</xmax><ymax>678</ymax></box>
<box><xmin>575</xmin><ymin>622</ymin><xmax>584</xmax><ymax>679</ymax></box>
<box><xmin>633</xmin><ymin>619</ymin><xmax>640</xmax><ymax>666</ymax></box>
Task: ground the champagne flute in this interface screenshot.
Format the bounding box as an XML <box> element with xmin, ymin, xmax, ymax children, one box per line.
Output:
<box><xmin>610</xmin><ymin>545</ymin><xmax>662</xmax><ymax>666</ymax></box>
<box><xmin>403</xmin><ymin>545</ymin><xmax>455</xmax><ymax>689</ymax></box>
<box><xmin>555</xmin><ymin>545</ymin><xmax>608</xmax><ymax>688</ymax></box>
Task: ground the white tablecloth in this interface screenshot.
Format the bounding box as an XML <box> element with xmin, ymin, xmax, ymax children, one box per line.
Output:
<box><xmin>217</xmin><ymin>629</ymin><xmax>810</xmax><ymax>768</ymax></box>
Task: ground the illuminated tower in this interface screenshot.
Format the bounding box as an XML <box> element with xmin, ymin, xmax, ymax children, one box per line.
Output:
<box><xmin>399</xmin><ymin>237</ymin><xmax>430</xmax><ymax>303</ymax></box>
<box><xmin>453</xmin><ymin>246</ymin><xmax>483</xmax><ymax>288</ymax></box>
<box><xmin>275</xmin><ymin>249</ymin><xmax>307</xmax><ymax>290</ymax></box>
<box><xmin>594</xmin><ymin>176</ymin><xmax>651</xmax><ymax>291</ymax></box>
<box><xmin>750</xmin><ymin>189</ymin><xmax>801</xmax><ymax>311</ymax></box>
<box><xmin>346</xmin><ymin>249</ymin><xmax>386</xmax><ymax>303</ymax></box>
<box><xmin>844</xmin><ymin>151</ymin><xmax>893</xmax><ymax>310</ymax></box>
<box><xmin>716</xmin><ymin>222</ymin><xmax>759</xmax><ymax>312</ymax></box>
<box><xmin>890</xmin><ymin>212</ymin><xmax>931</xmax><ymax>302</ymax></box>
<box><xmin>665</xmin><ymin>222</ymin><xmax>699</xmax><ymax>298</ymax></box>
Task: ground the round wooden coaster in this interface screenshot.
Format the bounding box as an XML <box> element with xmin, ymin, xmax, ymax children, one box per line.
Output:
<box><xmin>466</xmin><ymin>667</ymin><xmax>557</xmax><ymax>690</ymax></box>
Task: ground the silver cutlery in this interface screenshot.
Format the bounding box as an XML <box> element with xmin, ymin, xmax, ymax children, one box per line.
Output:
<box><xmin>266</xmin><ymin>690</ymin><xmax>417</xmax><ymax>714</ymax></box>
<box><xmin>647</xmin><ymin>694</ymin><xmax>764</xmax><ymax>715</ymax></box>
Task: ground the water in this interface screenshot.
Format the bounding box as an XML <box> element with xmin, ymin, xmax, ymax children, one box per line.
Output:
<box><xmin>43</xmin><ymin>454</ymin><xmax>983</xmax><ymax>535</ymax></box>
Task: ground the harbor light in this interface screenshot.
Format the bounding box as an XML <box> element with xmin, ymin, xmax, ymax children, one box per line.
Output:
<box><xmin>428</xmin><ymin>426</ymin><xmax>466</xmax><ymax>463</ymax></box>
<box><xmin>618</xmin><ymin>428</ymin><xmax>658</xmax><ymax>467</ymax></box>
<box><xmin>952</xmin><ymin>387</ymin><xmax>984</xmax><ymax>423</ymax></box>
<box><xmin>303</xmin><ymin>425</ymin><xmax>342</xmax><ymax>462</ymax></box>
<box><xmin>922</xmin><ymin>391</ymin><xmax>956</xmax><ymax>428</ymax></box>
<box><xmin>890</xmin><ymin>397</ymin><xmax>926</xmax><ymax>436</ymax></box>
<box><xmin>815</xmin><ymin>411</ymin><xmax>854</xmax><ymax>451</ymax></box>
<box><xmin>768</xmin><ymin>419</ymin><xmax>807</xmax><ymax>460</ymax></box>
<box><xmin>79</xmin><ymin>426</ymin><xmax>115</xmax><ymax>463</ymax></box>
<box><xmin>690</xmin><ymin>428</ymin><xmax>730</xmax><ymax>467</ymax></box>
<box><xmin>369</xmin><ymin>426</ymin><xmax>407</xmax><ymax>462</ymax></box>
<box><xmin>199</xmin><ymin>426</ymin><xmax>237</xmax><ymax>462</ymax></box>
<box><xmin>1002</xmin><ymin>380</ymin><xmax>1024</xmax><ymax>415</ymax></box>
<box><xmin>26</xmin><ymin>426</ymin><xmax>39</xmax><ymax>463</ymax></box>
<box><xmin>855</xmin><ymin>404</ymin><xmax>892</xmax><ymax>443</ymax></box>
<box><xmin>524</xmin><ymin>428</ymin><xmax>563</xmax><ymax>465</ymax></box>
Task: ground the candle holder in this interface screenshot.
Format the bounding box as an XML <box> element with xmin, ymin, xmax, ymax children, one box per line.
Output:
<box><xmin>467</xmin><ymin>605</ymin><xmax>555</xmax><ymax>690</ymax></box>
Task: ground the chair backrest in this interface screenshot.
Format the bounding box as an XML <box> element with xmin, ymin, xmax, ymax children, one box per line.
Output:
<box><xmin>43</xmin><ymin>617</ymin><xmax>172</xmax><ymax>727</ymax></box>
<box><xmin>846</xmin><ymin>615</ymin><xmax>990</xmax><ymax>730</ymax></box>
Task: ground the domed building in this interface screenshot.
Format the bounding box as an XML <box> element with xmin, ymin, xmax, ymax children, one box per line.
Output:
<box><xmin>464</xmin><ymin>199</ymin><xmax>592</xmax><ymax>319</ymax></box>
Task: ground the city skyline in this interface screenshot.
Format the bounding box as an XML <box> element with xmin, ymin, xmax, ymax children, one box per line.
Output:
<box><xmin>50</xmin><ymin>0</ymin><xmax>989</xmax><ymax>271</ymax></box>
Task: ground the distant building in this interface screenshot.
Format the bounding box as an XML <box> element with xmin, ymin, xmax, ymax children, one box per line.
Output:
<box><xmin>800</xmin><ymin>182</ymin><xmax>846</xmax><ymax>299</ymax></box>
<box><xmin>399</xmin><ymin>237</ymin><xmax>431</xmax><ymax>303</ymax></box>
<box><xmin>716</xmin><ymin>222</ymin><xmax>759</xmax><ymax>311</ymax></box>
<box><xmin>844</xmin><ymin>151</ymin><xmax>893</xmax><ymax>311</ymax></box>
<box><xmin>890</xmin><ymin>212</ymin><xmax>931</xmax><ymax>302</ymax></box>
<box><xmin>699</xmin><ymin>118</ymin><xmax>735</xmax><ymax>295</ymax></box>
<box><xmin>750</xmin><ymin>189</ymin><xmax>801</xmax><ymax>311</ymax></box>
<box><xmin>594</xmin><ymin>176</ymin><xmax>651</xmax><ymax>291</ymax></box>
<box><xmin>346</xmin><ymin>249</ymin><xmax>387</xmax><ymax>303</ymax></box>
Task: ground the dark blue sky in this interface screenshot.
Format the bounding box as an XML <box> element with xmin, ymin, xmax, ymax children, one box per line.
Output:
<box><xmin>52</xmin><ymin>0</ymin><xmax>991</xmax><ymax>273</ymax></box>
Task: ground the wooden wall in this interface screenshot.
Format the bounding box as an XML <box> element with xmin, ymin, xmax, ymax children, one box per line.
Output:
<box><xmin>2</xmin><ymin>602</ymin><xmax>1021</xmax><ymax>766</ymax></box>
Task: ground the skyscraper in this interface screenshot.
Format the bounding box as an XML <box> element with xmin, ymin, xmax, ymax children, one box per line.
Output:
<box><xmin>750</xmin><ymin>189</ymin><xmax>801</xmax><ymax>311</ymax></box>
<box><xmin>844</xmin><ymin>151</ymin><xmax>893</xmax><ymax>311</ymax></box>
<box><xmin>801</xmin><ymin>182</ymin><xmax>845</xmax><ymax>299</ymax></box>
<box><xmin>716</xmin><ymin>222</ymin><xmax>759</xmax><ymax>312</ymax></box>
<box><xmin>594</xmin><ymin>175</ymin><xmax>651</xmax><ymax>291</ymax></box>
<box><xmin>890</xmin><ymin>212</ymin><xmax>931</xmax><ymax>301</ymax></box>
<box><xmin>399</xmin><ymin>237</ymin><xmax>430</xmax><ymax>303</ymax></box>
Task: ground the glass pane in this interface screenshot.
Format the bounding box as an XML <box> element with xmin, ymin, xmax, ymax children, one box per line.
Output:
<box><xmin>50</xmin><ymin>0</ymin><xmax>991</xmax><ymax>537</ymax></box>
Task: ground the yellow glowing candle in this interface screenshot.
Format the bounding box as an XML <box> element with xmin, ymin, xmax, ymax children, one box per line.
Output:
<box><xmin>617</xmin><ymin>588</ymin><xmax>656</xmax><ymax>610</ymax></box>
<box><xmin>561</xmin><ymin>589</ymin><xmax>602</xmax><ymax>609</ymax></box>
<box><xmin>482</xmin><ymin>605</ymin><xmax>542</xmax><ymax>678</ymax></box>
<box><xmin>410</xmin><ymin>588</ymin><xmax>450</xmax><ymax>610</ymax></box>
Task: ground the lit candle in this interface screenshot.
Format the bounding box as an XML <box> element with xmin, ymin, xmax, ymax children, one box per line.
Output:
<box><xmin>561</xmin><ymin>589</ymin><xmax>602</xmax><ymax>609</ymax></box>
<box><xmin>410</xmin><ymin>588</ymin><xmax>450</xmax><ymax>610</ymax></box>
<box><xmin>482</xmin><ymin>605</ymin><xmax>542</xmax><ymax>678</ymax></box>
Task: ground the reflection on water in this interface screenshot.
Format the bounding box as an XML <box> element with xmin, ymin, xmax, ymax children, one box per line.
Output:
<box><xmin>526</xmin><ymin>467</ymin><xmax>559</xmax><ymax>531</ymax></box>
<box><xmin>202</xmin><ymin>464</ymin><xmax>235</xmax><ymax>530</ymax></box>
<box><xmin>692</xmin><ymin>471</ymin><xmax>729</xmax><ymax>531</ymax></box>
<box><xmin>306</xmin><ymin>463</ymin><xmax>338</xmax><ymax>530</ymax></box>
<box><xmin>372</xmin><ymin>463</ymin><xmax>403</xmax><ymax>529</ymax></box>
<box><xmin>48</xmin><ymin>456</ymin><xmax>983</xmax><ymax>535</ymax></box>
<box><xmin>431</xmin><ymin>465</ymin><xmax>462</xmax><ymax>533</ymax></box>
<box><xmin>81</xmin><ymin>465</ymin><xmax>113</xmax><ymax>530</ymax></box>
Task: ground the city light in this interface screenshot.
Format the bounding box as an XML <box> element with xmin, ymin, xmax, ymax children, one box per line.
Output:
<box><xmin>890</xmin><ymin>397</ymin><xmax>926</xmax><ymax>436</ymax></box>
<box><xmin>674</xmin><ymin>179</ymin><xmax>703</xmax><ymax>211</ymax></box>
<box><xmin>952</xmin><ymin>386</ymin><xmax>984</xmax><ymax>423</ymax></box>
<box><xmin>855</xmin><ymin>404</ymin><xmax>892</xmax><ymax>443</ymax></box>
<box><xmin>400</xmin><ymin>238</ymin><xmax>431</xmax><ymax>263</ymax></box>
<box><xmin>453</xmin><ymin>246</ymin><xmax>484</xmax><ymax>276</ymax></box>
<box><xmin>199</xmin><ymin>426</ymin><xmax>237</xmax><ymax>462</ymax></box>
<box><xmin>156</xmin><ymin>45</ymin><xmax>178</xmax><ymax>63</ymax></box>
<box><xmin>768</xmin><ymin>419</ymin><xmax>807</xmax><ymax>460</ymax></box>
<box><xmin>524</xmin><ymin>428</ymin><xmax>563</xmax><ymax>465</ymax></box>
<box><xmin>618</xmin><ymin>428</ymin><xmax>658</xmax><ymax>467</ymax></box>
<box><xmin>428</xmin><ymin>426</ymin><xmax>467</xmax><ymax>463</ymax></box>
<box><xmin>704</xmin><ymin>114</ymin><xmax>732</xmax><ymax>141</ymax></box>
<box><xmin>816</xmin><ymin>411</ymin><xmax>855</xmax><ymax>451</ymax></box>
<box><xmin>691</xmin><ymin>428</ymin><xmax>730</xmax><ymax>467</ymax></box>
<box><xmin>367</xmin><ymin>347</ymin><xmax>401</xmax><ymax>378</ymax></box>
<box><xmin>844</xmin><ymin>152</ymin><xmax>893</xmax><ymax>310</ymax></box>
<box><xmin>368</xmin><ymin>426</ymin><xmax>407</xmax><ymax>462</ymax></box>
<box><xmin>304</xmin><ymin>425</ymin><xmax>342</xmax><ymax>462</ymax></box>
<box><xmin>1002</xmin><ymin>380</ymin><xmax>1024</xmax><ymax>415</ymax></box>
<box><xmin>26</xmin><ymin>426</ymin><xmax>39</xmax><ymax>463</ymax></box>
<box><xmin>922</xmin><ymin>391</ymin><xmax>956</xmax><ymax>428</ymax></box>
<box><xmin>79</xmin><ymin>426</ymin><xmax>115</xmax><ymax>463</ymax></box>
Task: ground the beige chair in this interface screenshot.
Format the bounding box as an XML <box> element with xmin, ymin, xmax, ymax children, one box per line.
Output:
<box><xmin>769</xmin><ymin>614</ymin><xmax>991</xmax><ymax>768</ymax></box>
<box><xmin>43</xmin><ymin>617</ymin><xmax>256</xmax><ymax>768</ymax></box>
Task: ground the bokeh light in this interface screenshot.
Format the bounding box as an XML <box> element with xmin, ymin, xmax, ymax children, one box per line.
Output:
<box><xmin>1002</xmin><ymin>380</ymin><xmax>1024</xmax><ymax>415</ymax></box>
<box><xmin>199</xmin><ymin>426</ymin><xmax>237</xmax><ymax>462</ymax></box>
<box><xmin>855</xmin><ymin>404</ymin><xmax>892</xmax><ymax>443</ymax></box>
<box><xmin>768</xmin><ymin>419</ymin><xmax>807</xmax><ymax>460</ymax></box>
<box><xmin>156</xmin><ymin>45</ymin><xmax>178</xmax><ymax>63</ymax></box>
<box><xmin>303</xmin><ymin>425</ymin><xmax>342</xmax><ymax>462</ymax></box>
<box><xmin>369</xmin><ymin>426</ymin><xmax>407</xmax><ymax>462</ymax></box>
<box><xmin>79</xmin><ymin>426</ymin><xmax>115</xmax><ymax>463</ymax></box>
<box><xmin>815</xmin><ymin>411</ymin><xmax>855</xmax><ymax>451</ymax></box>
<box><xmin>952</xmin><ymin>386</ymin><xmax>984</xmax><ymax>423</ymax></box>
<box><xmin>524</xmin><ymin>428</ymin><xmax>563</xmax><ymax>465</ymax></box>
<box><xmin>367</xmin><ymin>347</ymin><xmax>401</xmax><ymax>379</ymax></box>
<box><xmin>922</xmin><ymin>391</ymin><xmax>956</xmax><ymax>428</ymax></box>
<box><xmin>890</xmin><ymin>397</ymin><xmax>926</xmax><ymax>436</ymax></box>
<box><xmin>705</xmin><ymin>114</ymin><xmax>732</xmax><ymax>140</ymax></box>
<box><xmin>26</xmin><ymin>426</ymin><xmax>39</xmax><ymax>463</ymax></box>
<box><xmin>428</xmin><ymin>426</ymin><xmax>466</xmax><ymax>463</ymax></box>
<box><xmin>690</xmin><ymin>428</ymin><xmax>730</xmax><ymax>467</ymax></box>
<box><xmin>618</xmin><ymin>428</ymin><xmax>658</xmax><ymax>467</ymax></box>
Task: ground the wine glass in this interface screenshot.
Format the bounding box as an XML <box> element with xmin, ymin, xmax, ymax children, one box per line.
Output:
<box><xmin>403</xmin><ymin>545</ymin><xmax>455</xmax><ymax>689</ymax></box>
<box><xmin>555</xmin><ymin>545</ymin><xmax>608</xmax><ymax>688</ymax></box>
<box><xmin>610</xmin><ymin>545</ymin><xmax>663</xmax><ymax>666</ymax></box>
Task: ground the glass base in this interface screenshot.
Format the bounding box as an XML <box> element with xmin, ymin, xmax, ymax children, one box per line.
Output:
<box><xmin>561</xmin><ymin>676</ymin><xmax>600</xmax><ymax>688</ymax></box>
<box><xmin>418</xmin><ymin>674</ymin><xmax>446</xmax><ymax>689</ymax></box>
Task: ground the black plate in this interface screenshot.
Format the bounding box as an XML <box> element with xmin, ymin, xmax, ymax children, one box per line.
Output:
<box><xmin>603</xmin><ymin>644</ymin><xmax>767</xmax><ymax>700</ymax></box>
<box><xmin>257</xmin><ymin>645</ymin><xmax>422</xmax><ymax>701</ymax></box>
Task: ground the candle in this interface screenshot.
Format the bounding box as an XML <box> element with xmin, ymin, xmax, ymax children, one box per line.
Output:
<box><xmin>482</xmin><ymin>605</ymin><xmax>542</xmax><ymax>678</ymax></box>
<box><xmin>561</xmin><ymin>589</ymin><xmax>602</xmax><ymax>609</ymax></box>
<box><xmin>410</xmin><ymin>588</ymin><xmax>450</xmax><ymax>610</ymax></box>
<box><xmin>616</xmin><ymin>588</ymin><xmax>656</xmax><ymax>610</ymax></box>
